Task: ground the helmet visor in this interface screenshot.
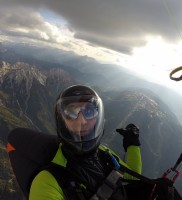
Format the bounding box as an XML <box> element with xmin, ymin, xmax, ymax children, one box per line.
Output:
<box><xmin>56</xmin><ymin>95</ymin><xmax>104</xmax><ymax>143</ymax></box>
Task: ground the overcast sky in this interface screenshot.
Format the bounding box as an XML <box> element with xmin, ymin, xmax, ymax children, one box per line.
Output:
<box><xmin>0</xmin><ymin>0</ymin><xmax>182</xmax><ymax>93</ymax></box>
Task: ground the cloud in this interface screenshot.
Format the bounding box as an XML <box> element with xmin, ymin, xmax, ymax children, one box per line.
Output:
<box><xmin>0</xmin><ymin>6</ymin><xmax>71</xmax><ymax>45</ymax></box>
<box><xmin>0</xmin><ymin>0</ymin><xmax>182</xmax><ymax>54</ymax></box>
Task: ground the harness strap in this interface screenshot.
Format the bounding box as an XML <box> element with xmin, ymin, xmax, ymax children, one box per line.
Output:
<box><xmin>45</xmin><ymin>163</ymin><xmax>85</xmax><ymax>200</ymax></box>
<box><xmin>119</xmin><ymin>164</ymin><xmax>157</xmax><ymax>184</ymax></box>
<box><xmin>104</xmin><ymin>148</ymin><xmax>158</xmax><ymax>184</ymax></box>
<box><xmin>90</xmin><ymin>170</ymin><xmax>123</xmax><ymax>200</ymax></box>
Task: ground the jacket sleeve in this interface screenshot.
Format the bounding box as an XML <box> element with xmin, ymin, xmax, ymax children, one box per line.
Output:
<box><xmin>29</xmin><ymin>170</ymin><xmax>65</xmax><ymax>200</ymax></box>
<box><xmin>124</xmin><ymin>145</ymin><xmax>142</xmax><ymax>179</ymax></box>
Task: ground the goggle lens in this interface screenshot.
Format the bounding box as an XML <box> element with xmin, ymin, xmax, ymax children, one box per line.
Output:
<box><xmin>63</xmin><ymin>103</ymin><xmax>98</xmax><ymax>120</ymax></box>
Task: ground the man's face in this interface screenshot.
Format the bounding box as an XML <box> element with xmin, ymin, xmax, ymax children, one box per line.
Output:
<box><xmin>63</xmin><ymin>102</ymin><xmax>97</xmax><ymax>136</ymax></box>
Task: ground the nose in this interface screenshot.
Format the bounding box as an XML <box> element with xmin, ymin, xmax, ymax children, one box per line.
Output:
<box><xmin>77</xmin><ymin>112</ymin><xmax>87</xmax><ymax>125</ymax></box>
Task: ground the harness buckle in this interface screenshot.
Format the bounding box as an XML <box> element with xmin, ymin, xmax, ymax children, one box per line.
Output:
<box><xmin>90</xmin><ymin>170</ymin><xmax>123</xmax><ymax>200</ymax></box>
<box><xmin>163</xmin><ymin>168</ymin><xmax>179</xmax><ymax>183</ymax></box>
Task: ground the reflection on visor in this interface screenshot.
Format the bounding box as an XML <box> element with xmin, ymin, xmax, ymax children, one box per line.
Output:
<box><xmin>63</xmin><ymin>103</ymin><xmax>98</xmax><ymax>120</ymax></box>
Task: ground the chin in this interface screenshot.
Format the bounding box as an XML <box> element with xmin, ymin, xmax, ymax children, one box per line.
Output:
<box><xmin>80</xmin><ymin>130</ymin><xmax>89</xmax><ymax>136</ymax></box>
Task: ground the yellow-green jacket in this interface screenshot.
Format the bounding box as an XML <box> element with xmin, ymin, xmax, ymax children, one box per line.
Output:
<box><xmin>29</xmin><ymin>144</ymin><xmax>142</xmax><ymax>200</ymax></box>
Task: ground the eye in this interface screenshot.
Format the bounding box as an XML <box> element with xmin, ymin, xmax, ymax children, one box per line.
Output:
<box><xmin>84</xmin><ymin>105</ymin><xmax>98</xmax><ymax>119</ymax></box>
<box><xmin>86</xmin><ymin>108</ymin><xmax>93</xmax><ymax>115</ymax></box>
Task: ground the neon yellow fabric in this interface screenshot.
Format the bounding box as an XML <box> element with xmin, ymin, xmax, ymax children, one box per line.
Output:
<box><xmin>29</xmin><ymin>144</ymin><xmax>66</xmax><ymax>200</ymax></box>
<box><xmin>29</xmin><ymin>170</ymin><xmax>64</xmax><ymax>200</ymax></box>
<box><xmin>52</xmin><ymin>144</ymin><xmax>67</xmax><ymax>167</ymax></box>
<box><xmin>124</xmin><ymin>146</ymin><xmax>142</xmax><ymax>179</ymax></box>
<box><xmin>29</xmin><ymin>144</ymin><xmax>142</xmax><ymax>200</ymax></box>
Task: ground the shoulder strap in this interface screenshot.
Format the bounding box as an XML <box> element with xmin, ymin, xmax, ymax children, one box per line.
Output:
<box><xmin>45</xmin><ymin>163</ymin><xmax>86</xmax><ymax>200</ymax></box>
<box><xmin>98</xmin><ymin>146</ymin><xmax>157</xmax><ymax>184</ymax></box>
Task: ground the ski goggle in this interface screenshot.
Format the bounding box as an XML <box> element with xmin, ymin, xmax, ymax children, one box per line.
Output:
<box><xmin>62</xmin><ymin>103</ymin><xmax>98</xmax><ymax>120</ymax></box>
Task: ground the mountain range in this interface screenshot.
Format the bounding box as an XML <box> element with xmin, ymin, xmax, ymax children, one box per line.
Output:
<box><xmin>0</xmin><ymin>42</ymin><xmax>181</xmax><ymax>199</ymax></box>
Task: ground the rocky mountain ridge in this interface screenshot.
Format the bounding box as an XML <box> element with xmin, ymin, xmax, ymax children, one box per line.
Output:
<box><xmin>0</xmin><ymin>61</ymin><xmax>46</xmax><ymax>89</ymax></box>
<box><xmin>0</xmin><ymin>61</ymin><xmax>72</xmax><ymax>88</ymax></box>
<box><xmin>0</xmin><ymin>60</ymin><xmax>73</xmax><ymax>143</ymax></box>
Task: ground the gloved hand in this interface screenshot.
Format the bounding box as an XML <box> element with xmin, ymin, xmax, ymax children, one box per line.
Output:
<box><xmin>116</xmin><ymin>124</ymin><xmax>140</xmax><ymax>152</ymax></box>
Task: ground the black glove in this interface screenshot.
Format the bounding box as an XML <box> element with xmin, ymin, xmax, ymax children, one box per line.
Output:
<box><xmin>116</xmin><ymin>123</ymin><xmax>140</xmax><ymax>152</ymax></box>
